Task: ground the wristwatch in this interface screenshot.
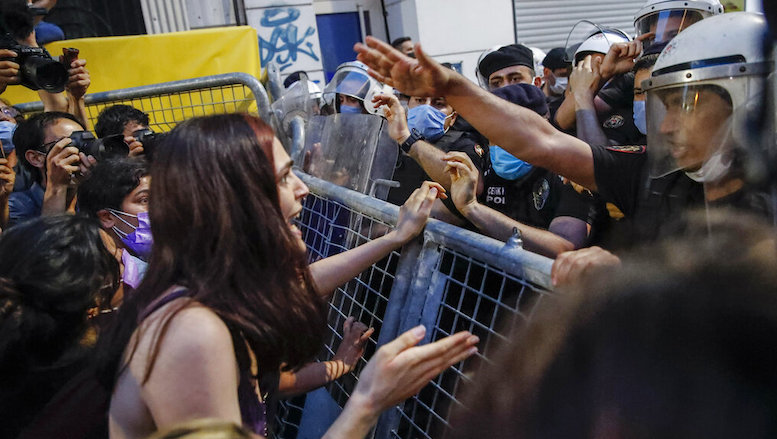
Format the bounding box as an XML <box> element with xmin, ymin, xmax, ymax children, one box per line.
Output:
<box><xmin>400</xmin><ymin>128</ymin><xmax>425</xmax><ymax>154</ymax></box>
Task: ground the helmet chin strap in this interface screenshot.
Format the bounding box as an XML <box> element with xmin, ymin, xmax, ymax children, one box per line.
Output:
<box><xmin>685</xmin><ymin>151</ymin><xmax>731</xmax><ymax>183</ymax></box>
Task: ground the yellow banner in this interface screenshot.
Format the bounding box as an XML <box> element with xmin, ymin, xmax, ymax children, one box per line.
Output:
<box><xmin>4</xmin><ymin>26</ymin><xmax>262</xmax><ymax>106</ymax></box>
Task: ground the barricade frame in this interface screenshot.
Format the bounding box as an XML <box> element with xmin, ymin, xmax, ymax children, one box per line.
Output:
<box><xmin>15</xmin><ymin>72</ymin><xmax>272</xmax><ymax>129</ymax></box>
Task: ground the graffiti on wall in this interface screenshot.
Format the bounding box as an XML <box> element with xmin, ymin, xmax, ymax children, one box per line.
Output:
<box><xmin>259</xmin><ymin>7</ymin><xmax>320</xmax><ymax>71</ymax></box>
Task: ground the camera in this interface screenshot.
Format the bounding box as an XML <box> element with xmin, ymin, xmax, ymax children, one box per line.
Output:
<box><xmin>0</xmin><ymin>33</ymin><xmax>68</xmax><ymax>92</ymax></box>
<box><xmin>69</xmin><ymin>131</ymin><xmax>129</xmax><ymax>160</ymax></box>
<box><xmin>131</xmin><ymin>128</ymin><xmax>167</xmax><ymax>161</ymax></box>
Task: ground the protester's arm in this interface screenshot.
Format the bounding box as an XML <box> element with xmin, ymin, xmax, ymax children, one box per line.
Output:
<box><xmin>355</xmin><ymin>38</ymin><xmax>597</xmax><ymax>191</ymax></box>
<box><xmin>323</xmin><ymin>326</ymin><xmax>478</xmax><ymax>439</ymax></box>
<box><xmin>309</xmin><ymin>181</ymin><xmax>446</xmax><ymax>297</ymax></box>
<box><xmin>278</xmin><ymin>317</ymin><xmax>374</xmax><ymax>397</ymax></box>
<box><xmin>444</xmin><ymin>152</ymin><xmax>578</xmax><ymax>258</ymax></box>
<box><xmin>0</xmin><ymin>158</ymin><xmax>14</xmax><ymax>228</ymax></box>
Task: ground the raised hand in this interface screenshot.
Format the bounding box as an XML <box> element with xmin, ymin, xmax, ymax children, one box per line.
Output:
<box><xmin>355</xmin><ymin>37</ymin><xmax>455</xmax><ymax>98</ymax></box>
<box><xmin>372</xmin><ymin>93</ymin><xmax>410</xmax><ymax>143</ymax></box>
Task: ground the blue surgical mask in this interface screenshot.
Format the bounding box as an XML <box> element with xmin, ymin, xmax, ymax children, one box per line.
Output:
<box><xmin>109</xmin><ymin>209</ymin><xmax>153</xmax><ymax>260</ymax></box>
<box><xmin>339</xmin><ymin>104</ymin><xmax>362</xmax><ymax>114</ymax></box>
<box><xmin>0</xmin><ymin>120</ymin><xmax>16</xmax><ymax>156</ymax></box>
<box><xmin>407</xmin><ymin>105</ymin><xmax>451</xmax><ymax>142</ymax></box>
<box><xmin>490</xmin><ymin>145</ymin><xmax>533</xmax><ymax>180</ymax></box>
<box><xmin>633</xmin><ymin>100</ymin><xmax>647</xmax><ymax>135</ymax></box>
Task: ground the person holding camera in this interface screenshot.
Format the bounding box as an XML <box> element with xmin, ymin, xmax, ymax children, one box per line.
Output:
<box><xmin>95</xmin><ymin>105</ymin><xmax>153</xmax><ymax>158</ymax></box>
<box><xmin>8</xmin><ymin>111</ymin><xmax>94</xmax><ymax>226</ymax></box>
<box><xmin>0</xmin><ymin>0</ymin><xmax>91</xmax><ymax>127</ymax></box>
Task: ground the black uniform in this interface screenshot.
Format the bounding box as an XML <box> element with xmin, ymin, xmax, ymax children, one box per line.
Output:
<box><xmin>590</xmin><ymin>144</ymin><xmax>772</xmax><ymax>248</ymax></box>
<box><xmin>387</xmin><ymin>128</ymin><xmax>488</xmax><ymax>206</ymax></box>
<box><xmin>480</xmin><ymin>166</ymin><xmax>596</xmax><ymax>230</ymax></box>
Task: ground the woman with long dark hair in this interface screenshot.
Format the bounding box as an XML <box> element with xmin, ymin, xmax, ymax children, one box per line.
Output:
<box><xmin>103</xmin><ymin>114</ymin><xmax>477</xmax><ymax>438</ymax></box>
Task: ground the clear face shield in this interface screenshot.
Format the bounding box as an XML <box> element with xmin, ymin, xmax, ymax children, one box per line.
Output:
<box><xmin>646</xmin><ymin>80</ymin><xmax>752</xmax><ymax>183</ymax></box>
<box><xmin>635</xmin><ymin>9</ymin><xmax>710</xmax><ymax>46</ymax></box>
<box><xmin>323</xmin><ymin>68</ymin><xmax>373</xmax><ymax>111</ymax></box>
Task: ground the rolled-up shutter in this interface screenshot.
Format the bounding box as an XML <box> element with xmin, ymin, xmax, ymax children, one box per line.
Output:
<box><xmin>513</xmin><ymin>0</ymin><xmax>646</xmax><ymax>51</ymax></box>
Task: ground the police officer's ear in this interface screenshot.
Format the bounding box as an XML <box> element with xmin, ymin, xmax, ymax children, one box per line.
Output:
<box><xmin>533</xmin><ymin>76</ymin><xmax>542</xmax><ymax>88</ymax></box>
<box><xmin>445</xmin><ymin>111</ymin><xmax>458</xmax><ymax>131</ymax></box>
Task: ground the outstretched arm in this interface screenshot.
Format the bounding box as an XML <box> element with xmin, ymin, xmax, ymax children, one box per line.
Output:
<box><xmin>323</xmin><ymin>326</ymin><xmax>478</xmax><ymax>439</ymax></box>
<box><xmin>355</xmin><ymin>37</ymin><xmax>597</xmax><ymax>190</ymax></box>
<box><xmin>444</xmin><ymin>152</ymin><xmax>581</xmax><ymax>258</ymax></box>
<box><xmin>309</xmin><ymin>181</ymin><xmax>446</xmax><ymax>297</ymax></box>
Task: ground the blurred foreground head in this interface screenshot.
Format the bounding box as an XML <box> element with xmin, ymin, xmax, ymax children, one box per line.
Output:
<box><xmin>450</xmin><ymin>208</ymin><xmax>777</xmax><ymax>439</ymax></box>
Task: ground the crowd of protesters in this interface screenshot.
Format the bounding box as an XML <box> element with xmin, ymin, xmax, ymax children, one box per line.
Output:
<box><xmin>2</xmin><ymin>0</ymin><xmax>777</xmax><ymax>437</ymax></box>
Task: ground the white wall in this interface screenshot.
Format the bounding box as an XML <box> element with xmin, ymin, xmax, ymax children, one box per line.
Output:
<box><xmin>414</xmin><ymin>0</ymin><xmax>515</xmax><ymax>83</ymax></box>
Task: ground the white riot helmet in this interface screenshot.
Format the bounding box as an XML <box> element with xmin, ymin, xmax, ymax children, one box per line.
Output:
<box><xmin>573</xmin><ymin>27</ymin><xmax>632</xmax><ymax>66</ymax></box>
<box><xmin>642</xmin><ymin>12</ymin><xmax>772</xmax><ymax>182</ymax></box>
<box><xmin>634</xmin><ymin>0</ymin><xmax>724</xmax><ymax>46</ymax></box>
<box><xmin>322</xmin><ymin>61</ymin><xmax>393</xmax><ymax>117</ymax></box>
<box><xmin>529</xmin><ymin>47</ymin><xmax>547</xmax><ymax>79</ymax></box>
<box><xmin>475</xmin><ymin>45</ymin><xmax>504</xmax><ymax>89</ymax></box>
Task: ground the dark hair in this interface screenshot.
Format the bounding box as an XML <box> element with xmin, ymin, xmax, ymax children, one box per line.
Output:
<box><xmin>0</xmin><ymin>215</ymin><xmax>119</xmax><ymax>379</ymax></box>
<box><xmin>94</xmin><ymin>105</ymin><xmax>149</xmax><ymax>138</ymax></box>
<box><xmin>99</xmin><ymin>113</ymin><xmax>326</xmax><ymax>387</ymax></box>
<box><xmin>77</xmin><ymin>156</ymin><xmax>149</xmax><ymax>219</ymax></box>
<box><xmin>448</xmin><ymin>210</ymin><xmax>777</xmax><ymax>439</ymax></box>
<box><xmin>14</xmin><ymin>111</ymin><xmax>85</xmax><ymax>184</ymax></box>
<box><xmin>633</xmin><ymin>53</ymin><xmax>660</xmax><ymax>74</ymax></box>
<box><xmin>391</xmin><ymin>36</ymin><xmax>411</xmax><ymax>49</ymax></box>
<box><xmin>0</xmin><ymin>0</ymin><xmax>34</xmax><ymax>41</ymax></box>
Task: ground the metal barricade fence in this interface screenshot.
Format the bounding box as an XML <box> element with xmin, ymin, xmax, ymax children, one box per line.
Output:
<box><xmin>278</xmin><ymin>172</ymin><xmax>555</xmax><ymax>439</ymax></box>
<box><xmin>15</xmin><ymin>72</ymin><xmax>272</xmax><ymax>130</ymax></box>
<box><xmin>16</xmin><ymin>74</ymin><xmax>555</xmax><ymax>438</ymax></box>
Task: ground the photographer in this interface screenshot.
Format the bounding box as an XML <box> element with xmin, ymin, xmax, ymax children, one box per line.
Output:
<box><xmin>9</xmin><ymin>111</ymin><xmax>93</xmax><ymax>226</ymax></box>
<box><xmin>95</xmin><ymin>105</ymin><xmax>151</xmax><ymax>157</ymax></box>
<box><xmin>0</xmin><ymin>0</ymin><xmax>90</xmax><ymax>128</ymax></box>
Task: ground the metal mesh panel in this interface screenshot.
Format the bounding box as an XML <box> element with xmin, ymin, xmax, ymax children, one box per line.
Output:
<box><xmin>82</xmin><ymin>84</ymin><xmax>257</xmax><ymax>132</ymax></box>
<box><xmin>275</xmin><ymin>172</ymin><xmax>555</xmax><ymax>439</ymax></box>
<box><xmin>275</xmin><ymin>188</ymin><xmax>404</xmax><ymax>437</ymax></box>
<box><xmin>390</xmin><ymin>246</ymin><xmax>554</xmax><ymax>439</ymax></box>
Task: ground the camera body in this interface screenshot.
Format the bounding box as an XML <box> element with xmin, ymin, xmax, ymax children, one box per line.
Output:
<box><xmin>132</xmin><ymin>128</ymin><xmax>166</xmax><ymax>161</ymax></box>
<box><xmin>69</xmin><ymin>131</ymin><xmax>129</xmax><ymax>160</ymax></box>
<box><xmin>0</xmin><ymin>33</ymin><xmax>68</xmax><ymax>92</ymax></box>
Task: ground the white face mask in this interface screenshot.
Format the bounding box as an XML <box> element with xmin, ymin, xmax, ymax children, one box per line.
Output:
<box><xmin>549</xmin><ymin>75</ymin><xmax>568</xmax><ymax>95</ymax></box>
<box><xmin>685</xmin><ymin>151</ymin><xmax>731</xmax><ymax>183</ymax></box>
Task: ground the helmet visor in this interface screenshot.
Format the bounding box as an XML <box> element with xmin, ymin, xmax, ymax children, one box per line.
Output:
<box><xmin>323</xmin><ymin>68</ymin><xmax>373</xmax><ymax>101</ymax></box>
<box><xmin>646</xmin><ymin>82</ymin><xmax>737</xmax><ymax>179</ymax></box>
<box><xmin>636</xmin><ymin>9</ymin><xmax>710</xmax><ymax>46</ymax></box>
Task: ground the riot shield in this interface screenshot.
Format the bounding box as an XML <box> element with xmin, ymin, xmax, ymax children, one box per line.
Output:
<box><xmin>270</xmin><ymin>78</ymin><xmax>321</xmax><ymax>156</ymax></box>
<box><xmin>299</xmin><ymin>113</ymin><xmax>398</xmax><ymax>199</ymax></box>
